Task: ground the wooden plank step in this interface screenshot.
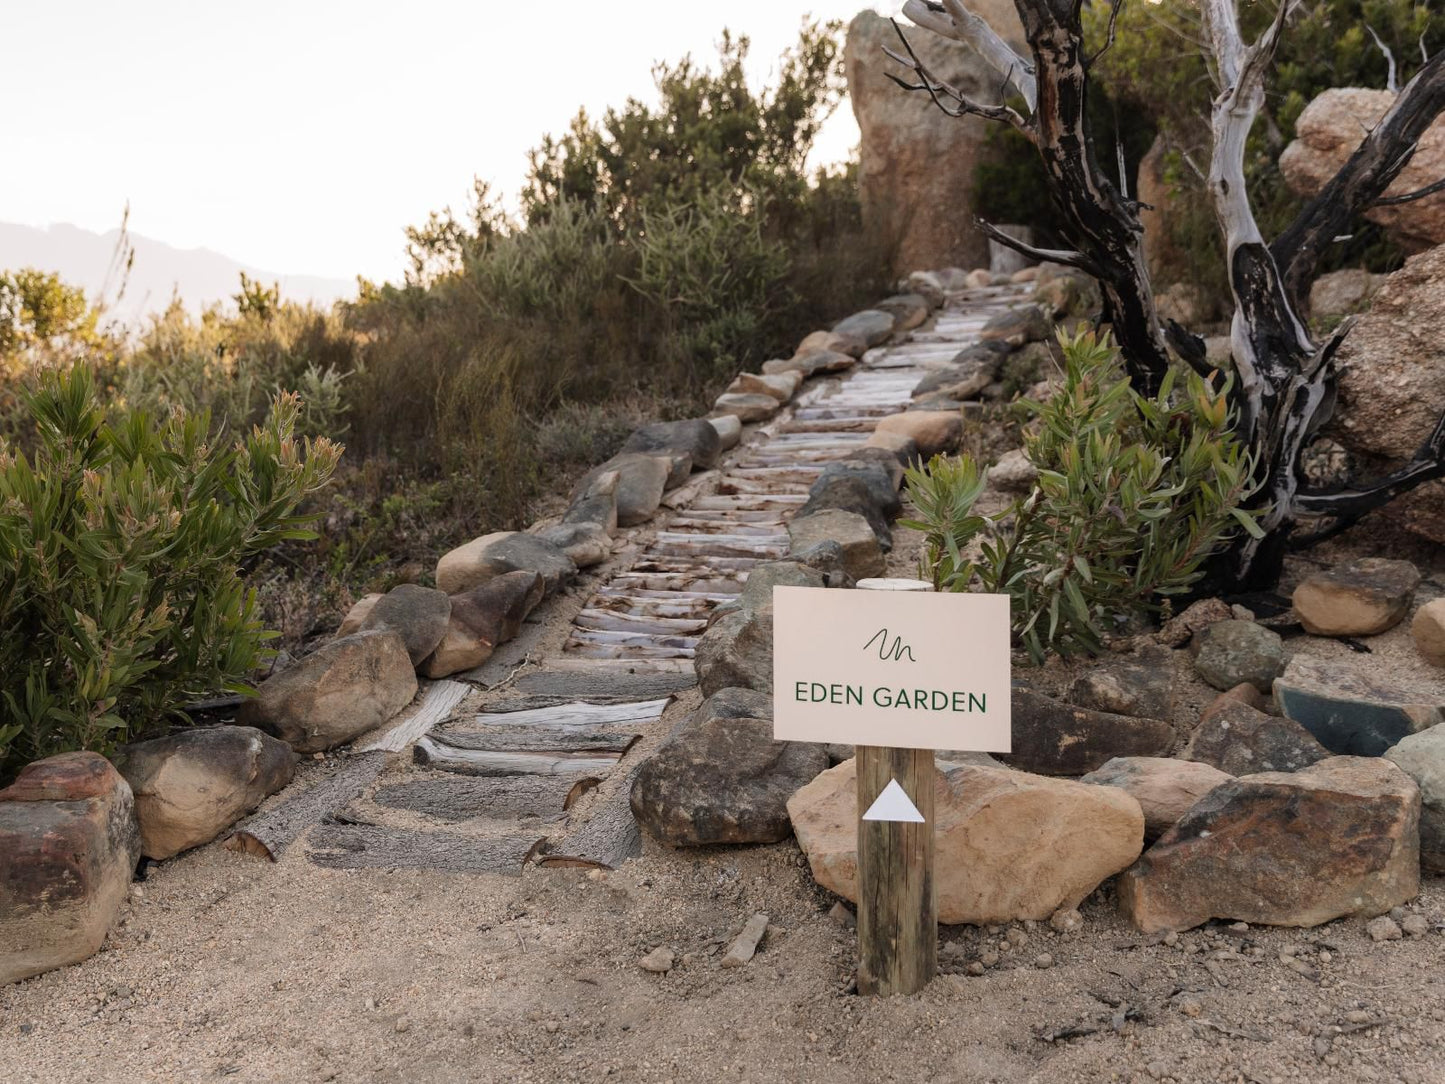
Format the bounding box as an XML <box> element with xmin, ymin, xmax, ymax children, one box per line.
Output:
<box><xmin>353</xmin><ymin>679</ymin><xmax>471</xmax><ymax>754</ymax></box>
<box><xmin>373</xmin><ymin>775</ymin><xmax>588</xmax><ymax>821</ymax></box>
<box><xmin>536</xmin><ymin>764</ymin><xmax>643</xmax><ymax>871</ymax></box>
<box><xmin>561</xmin><ymin>642</ymin><xmax>696</xmax><ymax>661</ymax></box>
<box><xmin>475</xmin><ymin>697</ymin><xmax>673</xmax><ymax>723</ymax></box>
<box><xmin>226</xmin><ymin>752</ymin><xmax>386</xmax><ymax>861</ymax></box>
<box><xmin>575</xmin><ymin>609</ymin><xmax>709</xmax><ymax>634</ymax></box>
<box><xmin>688</xmin><ymin>493</ymin><xmax>808</xmax><ymax>509</ymax></box>
<box><xmin>426</xmin><ymin>726</ymin><xmax>639</xmax><ymax>756</ymax></box>
<box><xmin>414</xmin><ymin>735</ymin><xmax>622</xmax><ymax>776</ymax></box>
<box><xmin>543</xmin><ymin>656</ymin><xmax>697</xmax><ymax>674</ymax></box>
<box><xmin>632</xmin><ymin>555</ymin><xmax>764</xmax><ymax>572</ymax></box>
<box><xmin>307</xmin><ymin>824</ymin><xmax>545</xmax><ymax>875</ymax></box>
<box><xmin>512</xmin><ymin>670</ymin><xmax>697</xmax><ymax>699</ymax></box>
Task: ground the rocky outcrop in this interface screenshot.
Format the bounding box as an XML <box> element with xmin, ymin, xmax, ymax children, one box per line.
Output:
<box><xmin>630</xmin><ymin>712</ymin><xmax>827</xmax><ymax>845</ymax></box>
<box><xmin>788</xmin><ymin>759</ymin><xmax>1144</xmax><ymax>925</ymax></box>
<box><xmin>1118</xmin><ymin>757</ymin><xmax>1421</xmax><ymax>932</ymax></box>
<box><xmin>1326</xmin><ymin>245</ymin><xmax>1445</xmax><ymax>543</ymax></box>
<box><xmin>2</xmin><ymin>753</ymin><xmax>140</xmax><ymax>985</ymax></box>
<box><xmin>115</xmin><ymin>727</ymin><xmax>295</xmax><ymax>860</ymax></box>
<box><xmin>1280</xmin><ymin>88</ymin><xmax>1445</xmax><ymax>250</ymax></box>
<box><xmin>846</xmin><ymin>6</ymin><xmax>1025</xmax><ymax>273</ymax></box>
<box><xmin>239</xmin><ymin>629</ymin><xmax>418</xmax><ymax>753</ymax></box>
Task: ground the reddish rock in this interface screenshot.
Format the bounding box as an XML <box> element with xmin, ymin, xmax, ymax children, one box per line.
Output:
<box><xmin>1118</xmin><ymin>757</ymin><xmax>1420</xmax><ymax>932</ymax></box>
<box><xmin>1002</xmin><ymin>688</ymin><xmax>1174</xmax><ymax>776</ymax></box>
<box><xmin>1</xmin><ymin>753</ymin><xmax>140</xmax><ymax>985</ymax></box>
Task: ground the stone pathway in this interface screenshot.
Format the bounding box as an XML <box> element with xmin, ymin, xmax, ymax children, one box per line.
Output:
<box><xmin>301</xmin><ymin>283</ymin><xmax>1029</xmax><ymax>875</ymax></box>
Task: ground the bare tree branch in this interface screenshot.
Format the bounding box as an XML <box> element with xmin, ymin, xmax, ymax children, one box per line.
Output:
<box><xmin>883</xmin><ymin>25</ymin><xmax>1035</xmax><ymax>137</ymax></box>
<box><xmin>901</xmin><ymin>0</ymin><xmax>1038</xmax><ymax>112</ymax></box>
<box><xmin>1089</xmin><ymin>0</ymin><xmax>1126</xmax><ymax>67</ymax></box>
<box><xmin>1374</xmin><ymin>176</ymin><xmax>1445</xmax><ymax>205</ymax></box>
<box><xmin>1272</xmin><ymin>48</ymin><xmax>1445</xmax><ymax>311</ymax></box>
<box><xmin>1366</xmin><ymin>24</ymin><xmax>1399</xmax><ymax>94</ymax></box>
<box><xmin>974</xmin><ymin>218</ymin><xmax>1103</xmax><ymax>276</ymax></box>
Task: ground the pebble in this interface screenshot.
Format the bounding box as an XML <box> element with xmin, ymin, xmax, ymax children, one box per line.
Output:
<box><xmin>1401</xmin><ymin>914</ymin><xmax>1430</xmax><ymax>937</ymax></box>
<box><xmin>1178</xmin><ymin>996</ymin><xmax>1202</xmax><ymax>1018</ymax></box>
<box><xmin>1346</xmin><ymin>1009</ymin><xmax>1371</xmax><ymax>1024</ymax></box>
<box><xmin>639</xmin><ymin>947</ymin><xmax>675</xmax><ymax>973</ymax></box>
<box><xmin>1033</xmin><ymin>953</ymin><xmax>1053</xmax><ymax>969</ymax></box>
<box><xmin>1162</xmin><ymin>931</ymin><xmax>1179</xmax><ymax>947</ymax></box>
<box><xmin>1366</xmin><ymin>916</ymin><xmax>1402</xmax><ymax>942</ymax></box>
<box><xmin>827</xmin><ymin>901</ymin><xmax>856</xmax><ymax>930</ymax></box>
<box><xmin>1006</xmin><ymin>928</ymin><xmax>1028</xmax><ymax>947</ymax></box>
<box><xmin>967</xmin><ymin>962</ymin><xmax>985</xmax><ymax>976</ymax></box>
<box><xmin>980</xmin><ymin>951</ymin><xmax>999</xmax><ymax>968</ymax></box>
<box><xmin>1048</xmin><ymin>907</ymin><xmax>1082</xmax><ymax>933</ymax></box>
<box><xmin>394</xmin><ymin>1018</ymin><xmax>410</xmax><ymax>1033</ymax></box>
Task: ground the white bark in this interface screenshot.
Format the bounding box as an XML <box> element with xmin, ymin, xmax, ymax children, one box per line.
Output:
<box><xmin>901</xmin><ymin>0</ymin><xmax>1038</xmax><ymax>112</ymax></box>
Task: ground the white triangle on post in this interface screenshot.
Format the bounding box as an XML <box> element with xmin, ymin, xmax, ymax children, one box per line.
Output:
<box><xmin>862</xmin><ymin>778</ymin><xmax>925</xmax><ymax>823</ymax></box>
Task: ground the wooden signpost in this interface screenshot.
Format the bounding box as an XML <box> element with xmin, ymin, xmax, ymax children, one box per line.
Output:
<box><xmin>773</xmin><ymin>580</ymin><xmax>1011</xmax><ymax>997</ymax></box>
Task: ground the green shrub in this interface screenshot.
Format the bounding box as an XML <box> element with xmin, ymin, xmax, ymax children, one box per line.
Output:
<box><xmin>904</xmin><ymin>332</ymin><xmax>1260</xmax><ymax>660</ymax></box>
<box><xmin>0</xmin><ymin>367</ymin><xmax>341</xmax><ymax>780</ymax></box>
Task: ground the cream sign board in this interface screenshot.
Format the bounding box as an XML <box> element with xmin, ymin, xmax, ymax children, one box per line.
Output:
<box><xmin>772</xmin><ymin>586</ymin><xmax>1011</xmax><ymax>752</ymax></box>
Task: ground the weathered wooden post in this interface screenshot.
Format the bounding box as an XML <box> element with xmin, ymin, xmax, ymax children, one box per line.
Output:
<box><xmin>854</xmin><ymin>577</ymin><xmax>935</xmax><ymax>995</ymax></box>
<box><xmin>772</xmin><ymin>579</ymin><xmax>1010</xmax><ymax>1000</ymax></box>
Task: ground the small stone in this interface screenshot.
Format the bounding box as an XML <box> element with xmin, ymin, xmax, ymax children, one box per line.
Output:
<box><xmin>1146</xmin><ymin>1061</ymin><xmax>1168</xmax><ymax>1081</ymax></box>
<box><xmin>1178</xmin><ymin>996</ymin><xmax>1203</xmax><ymax>1017</ymax></box>
<box><xmin>1048</xmin><ymin>907</ymin><xmax>1083</xmax><ymax>933</ymax></box>
<box><xmin>1190</xmin><ymin>620</ymin><xmax>1285</xmax><ymax>692</ymax></box>
<box><xmin>720</xmin><ymin>913</ymin><xmax>769</xmax><ymax>968</ymax></box>
<box><xmin>966</xmin><ymin>961</ymin><xmax>985</xmax><ymax>976</ymax></box>
<box><xmin>828</xmin><ymin>901</ymin><xmax>856</xmax><ymax>929</ymax></box>
<box><xmin>639</xmin><ymin>947</ymin><xmax>675</xmax><ymax>973</ymax></box>
<box><xmin>1401</xmin><ymin>914</ymin><xmax>1429</xmax><ymax>936</ymax></box>
<box><xmin>394</xmin><ymin>1018</ymin><xmax>411</xmax><ymax>1033</ymax></box>
<box><xmin>1366</xmin><ymin>916</ymin><xmax>1402</xmax><ymax>942</ymax></box>
<box><xmin>1163</xmin><ymin>931</ymin><xmax>1179</xmax><ymax>947</ymax></box>
<box><xmin>1346</xmin><ymin>1009</ymin><xmax>1371</xmax><ymax>1024</ymax></box>
<box><xmin>1157</xmin><ymin>597</ymin><xmax>1233</xmax><ymax>647</ymax></box>
<box><xmin>1006</xmin><ymin>927</ymin><xmax>1028</xmax><ymax>947</ymax></box>
<box><xmin>1413</xmin><ymin>598</ymin><xmax>1445</xmax><ymax>667</ymax></box>
<box><xmin>980</xmin><ymin>951</ymin><xmax>1000</xmax><ymax>967</ymax></box>
<box><xmin>1292</xmin><ymin>558</ymin><xmax>1420</xmax><ymax>637</ymax></box>
<box><xmin>1033</xmin><ymin>953</ymin><xmax>1053</xmax><ymax>969</ymax></box>
<box><xmin>1229</xmin><ymin>921</ymin><xmax>1249</xmax><ymax>932</ymax></box>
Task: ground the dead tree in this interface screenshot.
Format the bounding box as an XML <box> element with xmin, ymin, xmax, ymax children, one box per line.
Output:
<box><xmin>892</xmin><ymin>0</ymin><xmax>1445</xmax><ymax>591</ymax></box>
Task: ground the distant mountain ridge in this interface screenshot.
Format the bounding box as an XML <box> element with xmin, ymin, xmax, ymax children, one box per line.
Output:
<box><xmin>0</xmin><ymin>221</ymin><xmax>355</xmax><ymax>325</ymax></box>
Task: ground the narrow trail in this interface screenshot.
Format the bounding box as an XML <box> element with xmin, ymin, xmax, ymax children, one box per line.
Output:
<box><xmin>304</xmin><ymin>283</ymin><xmax>1029</xmax><ymax>875</ymax></box>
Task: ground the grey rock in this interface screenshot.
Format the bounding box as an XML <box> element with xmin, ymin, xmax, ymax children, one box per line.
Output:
<box><xmin>979</xmin><ymin>304</ymin><xmax>1051</xmax><ymax>347</ymax></box>
<box><xmin>697</xmin><ymin>686</ymin><xmax>774</xmax><ymax>725</ymax></box>
<box><xmin>436</xmin><ymin>531</ymin><xmax>577</xmax><ymax>597</ymax></box>
<box><xmin>238</xmin><ymin>630</ymin><xmax>418</xmax><ymax>753</ymax></box>
<box><xmin>912</xmin><ymin>358</ymin><xmax>997</xmax><ymax>401</ymax></box>
<box><xmin>1003</xmin><ymin>687</ymin><xmax>1175</xmax><ymax>776</ymax></box>
<box><xmin>421</xmin><ymin>571</ymin><xmax>545</xmax><ymax>679</ymax></box>
<box><xmin>1276</xmin><ymin>655</ymin><xmax>1445</xmax><ymax>756</ymax></box>
<box><xmin>798</xmin><ymin>474</ymin><xmax>893</xmax><ymax>550</ymax></box>
<box><xmin>620</xmin><ymin>419</ymin><xmax>723</xmax><ymax>471</ymax></box>
<box><xmin>711</xmin><ymin>392</ymin><xmax>781</xmax><ymax>423</ymax></box>
<box><xmin>986</xmin><ymin>448</ymin><xmax>1038</xmax><ymax>494</ymax></box>
<box><xmin>1189</xmin><ymin>620</ymin><xmax>1285</xmax><ymax>692</ymax></box>
<box><xmin>787</xmin><ymin>540</ymin><xmax>854</xmax><ymax>588</ymax></box>
<box><xmin>1384</xmin><ymin>723</ymin><xmax>1445</xmax><ymax>872</ymax></box>
<box><xmin>694</xmin><ymin>607</ymin><xmax>774</xmax><ymax>697</ymax></box>
<box><xmin>831</xmin><ymin>309</ymin><xmax>895</xmax><ymax>347</ymax></box>
<box><xmin>787</xmin><ymin>510</ymin><xmax>887</xmax><ymax>581</ymax></box>
<box><xmin>814</xmin><ymin>458</ymin><xmax>902</xmax><ymax>514</ymax></box>
<box><xmin>573</xmin><ymin>454</ymin><xmax>672</xmax><ymax>528</ymax></box>
<box><xmin>1185</xmin><ymin>700</ymin><xmax>1331</xmax><ymax>775</ymax></box>
<box><xmin>630</xmin><ymin>714</ymin><xmax>827</xmax><ymax>845</ymax></box>
<box><xmin>563</xmin><ymin>469</ymin><xmax>619</xmax><ymax>534</ymax></box>
<box><xmin>360</xmin><ymin>584</ymin><xmax>451</xmax><ymax>666</ymax></box>
<box><xmin>1067</xmin><ymin>644</ymin><xmax>1175</xmax><ymax>720</ymax></box>
<box><xmin>873</xmin><ymin>293</ymin><xmax>930</xmax><ymax>332</ymax></box>
<box><xmin>738</xmin><ymin>560</ymin><xmax>826</xmax><ymax>612</ymax></box>
<box><xmin>115</xmin><ymin>726</ymin><xmax>296</xmax><ymax>860</ymax></box>
<box><xmin>708</xmin><ymin>414</ymin><xmax>742</xmax><ymax>451</ymax></box>
<box><xmin>764</xmin><ymin>350</ymin><xmax>855</xmax><ymax>378</ymax></box>
<box><xmin>535</xmin><ymin>521</ymin><xmax>611</xmax><ymax>569</ymax></box>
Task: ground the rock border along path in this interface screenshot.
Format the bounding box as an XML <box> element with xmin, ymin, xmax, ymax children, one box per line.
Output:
<box><xmin>303</xmin><ymin>283</ymin><xmax>1028</xmax><ymax>875</ymax></box>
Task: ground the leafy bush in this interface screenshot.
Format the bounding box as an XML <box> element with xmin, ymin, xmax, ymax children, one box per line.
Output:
<box><xmin>0</xmin><ymin>367</ymin><xmax>341</xmax><ymax>780</ymax></box>
<box><xmin>904</xmin><ymin>332</ymin><xmax>1260</xmax><ymax>660</ymax></box>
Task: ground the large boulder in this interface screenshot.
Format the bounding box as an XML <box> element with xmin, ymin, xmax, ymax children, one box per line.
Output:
<box><xmin>873</xmin><ymin>410</ymin><xmax>963</xmax><ymax>457</ymax></box>
<box><xmin>788</xmin><ymin>759</ymin><xmax>1144</xmax><ymax>925</ymax></box>
<box><xmin>1</xmin><ymin>753</ymin><xmax>140</xmax><ymax>985</ymax></box>
<box><xmin>846</xmin><ymin>6</ymin><xmax>1026</xmax><ymax>273</ymax></box>
<box><xmin>436</xmin><ymin>531</ymin><xmax>576</xmax><ymax>596</ymax></box>
<box><xmin>1004</xmin><ymin>688</ymin><xmax>1174</xmax><ymax>776</ymax></box>
<box><xmin>1118</xmin><ymin>757</ymin><xmax>1421</xmax><ymax>932</ymax></box>
<box><xmin>1384</xmin><ymin>723</ymin><xmax>1445</xmax><ymax>872</ymax></box>
<box><xmin>1292</xmin><ymin>558</ymin><xmax>1420</xmax><ymax>637</ymax></box>
<box><xmin>873</xmin><ymin>293</ymin><xmax>931</xmax><ymax>332</ymax></box>
<box><xmin>114</xmin><ymin>727</ymin><xmax>296</xmax><ymax>860</ymax></box>
<box><xmin>534</xmin><ymin>521</ymin><xmax>611</xmax><ymax>569</ymax></box>
<box><xmin>694</xmin><ymin>605</ymin><xmax>775</xmax><ymax>697</ymax></box>
<box><xmin>1183</xmin><ymin>699</ymin><xmax>1330</xmax><ymax>776</ymax></box>
<box><xmin>787</xmin><ymin>509</ymin><xmax>887</xmax><ymax>581</ymax></box>
<box><xmin>630</xmin><ymin>714</ymin><xmax>827</xmax><ymax>845</ymax></box>
<box><xmin>239</xmin><ymin>629</ymin><xmax>418</xmax><ymax>753</ymax></box>
<box><xmin>421</xmin><ymin>571</ymin><xmax>545</xmax><ymax>679</ymax></box>
<box><xmin>1080</xmin><ymin>757</ymin><xmax>1233</xmax><ymax>843</ymax></box>
<box><xmin>1326</xmin><ymin>245</ymin><xmax>1445</xmax><ymax>543</ymax></box>
<box><xmin>1280</xmin><ymin>88</ymin><xmax>1445</xmax><ymax>250</ymax></box>
<box><xmin>359</xmin><ymin>583</ymin><xmax>451</xmax><ymax>666</ymax></box>
<box><xmin>619</xmin><ymin>419</ymin><xmax>723</xmax><ymax>471</ymax></box>
<box><xmin>572</xmin><ymin>454</ymin><xmax>673</xmax><ymax>528</ymax></box>
<box><xmin>830</xmin><ymin>309</ymin><xmax>895</xmax><ymax>349</ymax></box>
<box><xmin>1189</xmin><ymin>619</ymin><xmax>1284</xmax><ymax>692</ymax></box>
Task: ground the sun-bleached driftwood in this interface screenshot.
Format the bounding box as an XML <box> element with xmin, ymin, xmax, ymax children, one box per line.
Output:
<box><xmin>428</xmin><ymin>725</ymin><xmax>640</xmax><ymax>756</ymax></box>
<box><xmin>353</xmin><ymin>679</ymin><xmax>471</xmax><ymax>754</ymax></box>
<box><xmin>307</xmin><ymin>823</ymin><xmax>546</xmax><ymax>875</ymax></box>
<box><xmin>373</xmin><ymin>774</ymin><xmax>594</xmax><ymax>821</ymax></box>
<box><xmin>574</xmin><ymin>609</ymin><xmax>709</xmax><ymax>635</ymax></box>
<box><xmin>413</xmin><ymin>735</ymin><xmax>622</xmax><ymax>777</ymax></box>
<box><xmin>511</xmin><ymin>669</ymin><xmax>696</xmax><ymax>700</ymax></box>
<box><xmin>470</xmin><ymin>697</ymin><xmax>672</xmax><ymax>725</ymax></box>
<box><xmin>535</xmin><ymin>765</ymin><xmax>644</xmax><ymax>871</ymax></box>
<box><xmin>225</xmin><ymin>751</ymin><xmax>386</xmax><ymax>861</ymax></box>
<box><xmin>543</xmin><ymin>655</ymin><xmax>698</xmax><ymax>674</ymax></box>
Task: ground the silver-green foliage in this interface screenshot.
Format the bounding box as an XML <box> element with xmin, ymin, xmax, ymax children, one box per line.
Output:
<box><xmin>0</xmin><ymin>367</ymin><xmax>342</xmax><ymax>779</ymax></box>
<box><xmin>903</xmin><ymin>331</ymin><xmax>1261</xmax><ymax>660</ymax></box>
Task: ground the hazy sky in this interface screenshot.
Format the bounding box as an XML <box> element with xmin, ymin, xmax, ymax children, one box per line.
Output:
<box><xmin>3</xmin><ymin>1</ymin><xmax>905</xmax><ymax>285</ymax></box>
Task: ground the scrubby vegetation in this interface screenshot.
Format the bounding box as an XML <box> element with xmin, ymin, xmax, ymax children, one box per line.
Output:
<box><xmin>905</xmin><ymin>333</ymin><xmax>1259</xmax><ymax>660</ymax></box>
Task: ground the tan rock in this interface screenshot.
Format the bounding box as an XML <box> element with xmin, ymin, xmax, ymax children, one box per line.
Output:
<box><xmin>708</xmin><ymin>414</ymin><xmax>742</xmax><ymax>451</ymax></box>
<box><xmin>873</xmin><ymin>410</ymin><xmax>963</xmax><ymax>457</ymax></box>
<box><xmin>846</xmin><ymin>5</ymin><xmax>1025</xmax><ymax>273</ymax></box>
<box><xmin>1310</xmin><ymin>268</ymin><xmax>1384</xmax><ymax>319</ymax></box>
<box><xmin>1118</xmin><ymin>757</ymin><xmax>1421</xmax><ymax>932</ymax></box>
<box><xmin>435</xmin><ymin>531</ymin><xmax>575</xmax><ymax>596</ymax></box>
<box><xmin>964</xmin><ymin>268</ymin><xmax>994</xmax><ymax>289</ymax></box>
<box><xmin>728</xmin><ymin>371</ymin><xmax>802</xmax><ymax>403</ymax></box>
<box><xmin>1293</xmin><ymin>557</ymin><xmax>1420</xmax><ymax>637</ymax></box>
<box><xmin>115</xmin><ymin>726</ymin><xmax>296</xmax><ymax>860</ymax></box>
<box><xmin>788</xmin><ymin>760</ymin><xmax>1145</xmax><ymax>925</ymax></box>
<box><xmin>863</xmin><ymin>428</ymin><xmax>920</xmax><ymax>463</ymax></box>
<box><xmin>421</xmin><ymin>571</ymin><xmax>545</xmax><ymax>679</ymax></box>
<box><xmin>1010</xmin><ymin>267</ymin><xmax>1039</xmax><ymax>284</ymax></box>
<box><xmin>786</xmin><ymin>510</ymin><xmax>886</xmax><ymax>581</ymax></box>
<box><xmin>711</xmin><ymin>392</ymin><xmax>780</xmax><ymax>423</ymax></box>
<box><xmin>1080</xmin><ymin>757</ymin><xmax>1232</xmax><ymax>842</ymax></box>
<box><xmin>359</xmin><ymin>583</ymin><xmax>451</xmax><ymax>666</ymax></box>
<box><xmin>1156</xmin><ymin>597</ymin><xmax>1234</xmax><ymax>647</ymax></box>
<box><xmin>1412</xmin><ymin>598</ymin><xmax>1445</xmax><ymax>667</ymax></box>
<box><xmin>1</xmin><ymin>753</ymin><xmax>141</xmax><ymax>985</ymax></box>
<box><xmin>336</xmin><ymin>593</ymin><xmax>382</xmax><ymax>638</ymax></box>
<box><xmin>796</xmin><ymin>329</ymin><xmax>867</xmax><ymax>359</ymax></box>
<box><xmin>238</xmin><ymin>629</ymin><xmax>418</xmax><ymax>753</ymax></box>
<box><xmin>1280</xmin><ymin>88</ymin><xmax>1445</xmax><ymax>250</ymax></box>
